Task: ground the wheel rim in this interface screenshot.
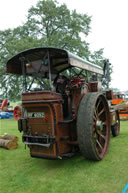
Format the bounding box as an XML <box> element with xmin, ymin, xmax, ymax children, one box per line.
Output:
<box><xmin>93</xmin><ymin>95</ymin><xmax>110</xmax><ymax>158</ymax></box>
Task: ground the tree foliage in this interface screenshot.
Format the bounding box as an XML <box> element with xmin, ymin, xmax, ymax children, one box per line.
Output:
<box><xmin>26</xmin><ymin>0</ymin><xmax>92</xmax><ymax>58</ymax></box>
<box><xmin>0</xmin><ymin>28</ymin><xmax>42</xmax><ymax>100</ymax></box>
<box><xmin>0</xmin><ymin>0</ymin><xmax>109</xmax><ymax>101</ymax></box>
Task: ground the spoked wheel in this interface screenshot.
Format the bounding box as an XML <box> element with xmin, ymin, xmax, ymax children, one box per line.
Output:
<box><xmin>111</xmin><ymin>110</ymin><xmax>120</xmax><ymax>137</ymax></box>
<box><xmin>77</xmin><ymin>92</ymin><xmax>111</xmax><ymax>161</ymax></box>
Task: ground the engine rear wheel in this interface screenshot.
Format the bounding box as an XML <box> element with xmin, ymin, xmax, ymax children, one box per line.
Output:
<box><xmin>77</xmin><ymin>92</ymin><xmax>110</xmax><ymax>161</ymax></box>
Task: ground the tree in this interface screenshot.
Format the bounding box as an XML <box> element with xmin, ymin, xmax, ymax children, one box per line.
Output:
<box><xmin>0</xmin><ymin>0</ymin><xmax>108</xmax><ymax>100</ymax></box>
<box><xmin>0</xmin><ymin>27</ymin><xmax>42</xmax><ymax>100</ymax></box>
<box><xmin>26</xmin><ymin>0</ymin><xmax>92</xmax><ymax>58</ymax></box>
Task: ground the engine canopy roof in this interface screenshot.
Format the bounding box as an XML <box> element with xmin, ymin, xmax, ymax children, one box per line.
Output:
<box><xmin>6</xmin><ymin>47</ymin><xmax>103</xmax><ymax>75</ymax></box>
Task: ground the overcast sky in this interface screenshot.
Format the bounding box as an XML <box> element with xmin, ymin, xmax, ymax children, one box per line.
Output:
<box><xmin>0</xmin><ymin>0</ymin><xmax>128</xmax><ymax>91</ymax></box>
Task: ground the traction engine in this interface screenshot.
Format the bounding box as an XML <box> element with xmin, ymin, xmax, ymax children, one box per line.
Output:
<box><xmin>6</xmin><ymin>47</ymin><xmax>120</xmax><ymax>160</ymax></box>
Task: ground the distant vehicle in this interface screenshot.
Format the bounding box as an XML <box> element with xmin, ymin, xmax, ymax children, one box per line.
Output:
<box><xmin>111</xmin><ymin>92</ymin><xmax>128</xmax><ymax>118</ymax></box>
<box><xmin>0</xmin><ymin>99</ymin><xmax>13</xmax><ymax>112</ymax></box>
<box><xmin>0</xmin><ymin>112</ymin><xmax>13</xmax><ymax>119</ymax></box>
<box><xmin>125</xmin><ymin>95</ymin><xmax>128</xmax><ymax>101</ymax></box>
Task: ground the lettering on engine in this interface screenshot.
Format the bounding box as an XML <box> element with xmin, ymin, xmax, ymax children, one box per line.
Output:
<box><xmin>27</xmin><ymin>112</ymin><xmax>45</xmax><ymax>118</ymax></box>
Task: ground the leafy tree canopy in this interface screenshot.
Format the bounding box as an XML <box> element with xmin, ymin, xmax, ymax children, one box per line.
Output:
<box><xmin>0</xmin><ymin>0</ymin><xmax>110</xmax><ymax>101</ymax></box>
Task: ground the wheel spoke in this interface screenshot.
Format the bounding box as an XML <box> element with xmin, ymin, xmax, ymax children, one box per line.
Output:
<box><xmin>94</xmin><ymin>109</ymin><xmax>98</xmax><ymax>120</ymax></box>
<box><xmin>97</xmin><ymin>130</ymin><xmax>106</xmax><ymax>140</ymax></box>
<box><xmin>96</xmin><ymin>139</ymin><xmax>103</xmax><ymax>151</ymax></box>
<box><xmin>96</xmin><ymin>99</ymin><xmax>102</xmax><ymax>112</ymax></box>
<box><xmin>93</xmin><ymin>114</ymin><xmax>97</xmax><ymax>121</ymax></box>
<box><xmin>98</xmin><ymin>108</ymin><xmax>105</xmax><ymax>117</ymax></box>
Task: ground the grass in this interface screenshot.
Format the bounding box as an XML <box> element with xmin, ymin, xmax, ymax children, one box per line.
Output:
<box><xmin>0</xmin><ymin>119</ymin><xmax>128</xmax><ymax>193</ymax></box>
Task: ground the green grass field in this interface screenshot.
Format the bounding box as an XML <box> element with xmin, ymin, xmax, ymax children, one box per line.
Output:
<box><xmin>0</xmin><ymin>119</ymin><xmax>128</xmax><ymax>193</ymax></box>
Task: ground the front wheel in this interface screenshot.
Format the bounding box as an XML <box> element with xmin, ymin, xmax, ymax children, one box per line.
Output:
<box><xmin>77</xmin><ymin>92</ymin><xmax>111</xmax><ymax>161</ymax></box>
<box><xmin>111</xmin><ymin>110</ymin><xmax>120</xmax><ymax>137</ymax></box>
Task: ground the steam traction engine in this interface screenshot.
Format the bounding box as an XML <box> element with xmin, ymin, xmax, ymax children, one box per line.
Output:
<box><xmin>6</xmin><ymin>47</ymin><xmax>119</xmax><ymax>160</ymax></box>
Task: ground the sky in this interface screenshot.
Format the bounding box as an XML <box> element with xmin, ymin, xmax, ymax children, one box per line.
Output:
<box><xmin>0</xmin><ymin>0</ymin><xmax>128</xmax><ymax>91</ymax></box>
